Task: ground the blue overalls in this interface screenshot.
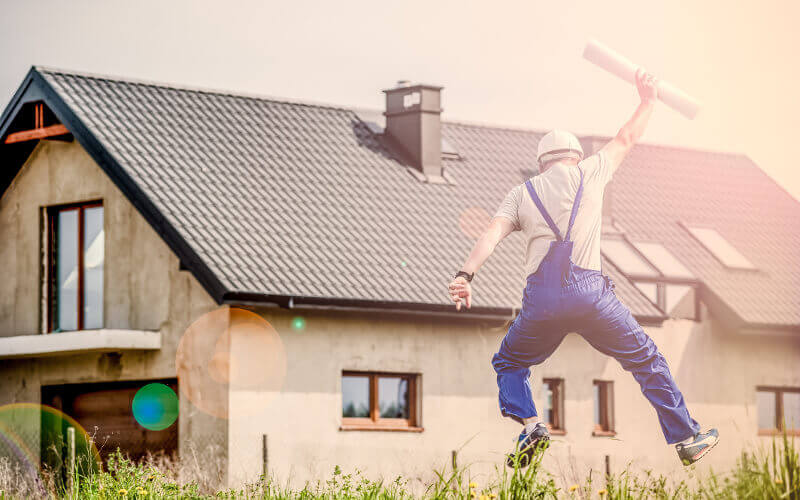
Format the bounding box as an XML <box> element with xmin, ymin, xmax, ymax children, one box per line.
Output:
<box><xmin>491</xmin><ymin>168</ymin><xmax>700</xmax><ymax>444</ymax></box>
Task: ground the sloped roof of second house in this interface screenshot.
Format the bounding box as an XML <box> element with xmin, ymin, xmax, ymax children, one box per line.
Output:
<box><xmin>608</xmin><ymin>143</ymin><xmax>800</xmax><ymax>328</ymax></box>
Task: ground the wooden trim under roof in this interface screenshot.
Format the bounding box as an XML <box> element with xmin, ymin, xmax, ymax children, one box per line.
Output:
<box><xmin>4</xmin><ymin>102</ymin><xmax>71</xmax><ymax>144</ymax></box>
<box><xmin>5</xmin><ymin>123</ymin><xmax>70</xmax><ymax>144</ymax></box>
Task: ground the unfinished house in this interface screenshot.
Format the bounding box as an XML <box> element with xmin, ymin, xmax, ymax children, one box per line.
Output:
<box><xmin>1</xmin><ymin>67</ymin><xmax>798</xmax><ymax>486</ymax></box>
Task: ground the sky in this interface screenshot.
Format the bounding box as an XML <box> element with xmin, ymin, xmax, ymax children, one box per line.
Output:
<box><xmin>2</xmin><ymin>0</ymin><xmax>799</xmax><ymax>200</ymax></box>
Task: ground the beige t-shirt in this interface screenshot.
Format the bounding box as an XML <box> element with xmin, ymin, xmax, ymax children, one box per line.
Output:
<box><xmin>493</xmin><ymin>151</ymin><xmax>615</xmax><ymax>276</ymax></box>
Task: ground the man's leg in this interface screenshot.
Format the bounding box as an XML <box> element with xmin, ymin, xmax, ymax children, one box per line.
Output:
<box><xmin>492</xmin><ymin>313</ymin><xmax>567</xmax><ymax>467</ymax></box>
<box><xmin>578</xmin><ymin>290</ymin><xmax>700</xmax><ymax>444</ymax></box>
<box><xmin>491</xmin><ymin>314</ymin><xmax>567</xmax><ymax>424</ymax></box>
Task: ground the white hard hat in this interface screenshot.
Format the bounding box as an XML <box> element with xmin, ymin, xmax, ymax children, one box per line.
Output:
<box><xmin>537</xmin><ymin>130</ymin><xmax>584</xmax><ymax>167</ymax></box>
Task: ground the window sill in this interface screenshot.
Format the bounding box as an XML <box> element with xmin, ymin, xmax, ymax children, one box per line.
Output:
<box><xmin>0</xmin><ymin>329</ymin><xmax>161</xmax><ymax>359</ymax></box>
<box><xmin>339</xmin><ymin>424</ymin><xmax>424</xmax><ymax>433</ymax></box>
<box><xmin>549</xmin><ymin>429</ymin><xmax>566</xmax><ymax>436</ymax></box>
<box><xmin>592</xmin><ymin>430</ymin><xmax>617</xmax><ymax>438</ymax></box>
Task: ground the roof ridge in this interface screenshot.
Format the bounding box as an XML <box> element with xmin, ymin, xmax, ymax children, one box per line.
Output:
<box><xmin>351</xmin><ymin>106</ymin><xmax>552</xmax><ymax>137</ymax></box>
<box><xmin>34</xmin><ymin>65</ymin><xmax>356</xmax><ymax>113</ymax></box>
<box><xmin>33</xmin><ymin>66</ymin><xmax>759</xmax><ymax>164</ymax></box>
<box><xmin>443</xmin><ymin>120</ymin><xmax>754</xmax><ymax>160</ymax></box>
<box><xmin>442</xmin><ymin>117</ymin><xmax>548</xmax><ymax>135</ymax></box>
<box><xmin>622</xmin><ymin>139</ymin><xmax>751</xmax><ymax>160</ymax></box>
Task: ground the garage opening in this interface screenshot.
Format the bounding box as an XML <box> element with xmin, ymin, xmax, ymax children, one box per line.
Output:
<box><xmin>41</xmin><ymin>378</ymin><xmax>178</xmax><ymax>467</ymax></box>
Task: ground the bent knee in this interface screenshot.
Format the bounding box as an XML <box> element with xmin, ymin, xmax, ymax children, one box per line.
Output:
<box><xmin>491</xmin><ymin>350</ymin><xmax>526</xmax><ymax>374</ymax></box>
<box><xmin>621</xmin><ymin>349</ymin><xmax>669</xmax><ymax>373</ymax></box>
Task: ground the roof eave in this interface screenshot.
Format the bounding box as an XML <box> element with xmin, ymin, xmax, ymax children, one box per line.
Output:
<box><xmin>221</xmin><ymin>291</ymin><xmax>668</xmax><ymax>326</ymax></box>
<box><xmin>222</xmin><ymin>291</ymin><xmax>516</xmax><ymax>321</ymax></box>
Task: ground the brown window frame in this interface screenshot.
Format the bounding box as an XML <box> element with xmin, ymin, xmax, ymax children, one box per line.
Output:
<box><xmin>757</xmin><ymin>386</ymin><xmax>800</xmax><ymax>436</ymax></box>
<box><xmin>542</xmin><ymin>378</ymin><xmax>565</xmax><ymax>435</ymax></box>
<box><xmin>47</xmin><ymin>200</ymin><xmax>103</xmax><ymax>333</ymax></box>
<box><xmin>593</xmin><ymin>380</ymin><xmax>616</xmax><ymax>437</ymax></box>
<box><xmin>340</xmin><ymin>371</ymin><xmax>421</xmax><ymax>432</ymax></box>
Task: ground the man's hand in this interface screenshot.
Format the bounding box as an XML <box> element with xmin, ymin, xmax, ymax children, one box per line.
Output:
<box><xmin>636</xmin><ymin>68</ymin><xmax>658</xmax><ymax>103</ymax></box>
<box><xmin>448</xmin><ymin>217</ymin><xmax>515</xmax><ymax>311</ymax></box>
<box><xmin>448</xmin><ymin>277</ymin><xmax>472</xmax><ymax>311</ymax></box>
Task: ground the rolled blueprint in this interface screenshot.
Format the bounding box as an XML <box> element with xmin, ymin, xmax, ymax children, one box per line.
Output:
<box><xmin>583</xmin><ymin>39</ymin><xmax>701</xmax><ymax>120</ymax></box>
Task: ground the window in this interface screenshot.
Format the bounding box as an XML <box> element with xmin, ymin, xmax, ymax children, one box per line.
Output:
<box><xmin>757</xmin><ymin>387</ymin><xmax>800</xmax><ymax>435</ymax></box>
<box><xmin>631</xmin><ymin>242</ymin><xmax>695</xmax><ymax>279</ymax></box>
<box><xmin>684</xmin><ymin>226</ymin><xmax>756</xmax><ymax>270</ymax></box>
<box><xmin>341</xmin><ymin>371</ymin><xmax>420</xmax><ymax>431</ymax></box>
<box><xmin>541</xmin><ymin>378</ymin><xmax>565</xmax><ymax>434</ymax></box>
<box><xmin>48</xmin><ymin>202</ymin><xmax>104</xmax><ymax>332</ymax></box>
<box><xmin>601</xmin><ymin>239</ymin><xmax>659</xmax><ymax>277</ymax></box>
<box><xmin>593</xmin><ymin>381</ymin><xmax>615</xmax><ymax>436</ymax></box>
<box><xmin>633</xmin><ymin>282</ymin><xmax>658</xmax><ymax>304</ymax></box>
<box><xmin>602</xmin><ymin>237</ymin><xmax>698</xmax><ymax>318</ymax></box>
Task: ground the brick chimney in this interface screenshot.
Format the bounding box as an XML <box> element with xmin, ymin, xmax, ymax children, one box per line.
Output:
<box><xmin>383</xmin><ymin>81</ymin><xmax>443</xmax><ymax>180</ymax></box>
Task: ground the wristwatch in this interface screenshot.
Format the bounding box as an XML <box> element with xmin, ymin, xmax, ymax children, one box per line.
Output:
<box><xmin>454</xmin><ymin>270</ymin><xmax>474</xmax><ymax>282</ymax></box>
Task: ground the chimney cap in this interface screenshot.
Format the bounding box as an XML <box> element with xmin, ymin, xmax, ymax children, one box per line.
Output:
<box><xmin>383</xmin><ymin>81</ymin><xmax>444</xmax><ymax>93</ymax></box>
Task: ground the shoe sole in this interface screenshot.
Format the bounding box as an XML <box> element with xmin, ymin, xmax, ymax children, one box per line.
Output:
<box><xmin>506</xmin><ymin>436</ymin><xmax>550</xmax><ymax>468</ymax></box>
<box><xmin>683</xmin><ymin>437</ymin><xmax>719</xmax><ymax>466</ymax></box>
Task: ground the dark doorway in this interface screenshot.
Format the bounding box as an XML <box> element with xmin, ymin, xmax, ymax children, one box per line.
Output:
<box><xmin>41</xmin><ymin>378</ymin><xmax>178</xmax><ymax>466</ymax></box>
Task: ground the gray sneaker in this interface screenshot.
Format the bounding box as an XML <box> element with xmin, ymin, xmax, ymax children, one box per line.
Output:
<box><xmin>676</xmin><ymin>428</ymin><xmax>719</xmax><ymax>465</ymax></box>
<box><xmin>506</xmin><ymin>423</ymin><xmax>550</xmax><ymax>468</ymax></box>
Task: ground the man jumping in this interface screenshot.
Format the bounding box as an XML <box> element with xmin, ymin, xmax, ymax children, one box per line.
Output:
<box><xmin>448</xmin><ymin>69</ymin><xmax>718</xmax><ymax>467</ymax></box>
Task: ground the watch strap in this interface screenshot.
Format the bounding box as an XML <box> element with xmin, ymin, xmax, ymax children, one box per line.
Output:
<box><xmin>454</xmin><ymin>270</ymin><xmax>474</xmax><ymax>282</ymax></box>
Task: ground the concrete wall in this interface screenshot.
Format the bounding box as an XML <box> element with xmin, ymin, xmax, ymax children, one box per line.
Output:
<box><xmin>227</xmin><ymin>305</ymin><xmax>800</xmax><ymax>489</ymax></box>
<box><xmin>0</xmin><ymin>140</ymin><xmax>225</xmax><ymax>468</ymax></box>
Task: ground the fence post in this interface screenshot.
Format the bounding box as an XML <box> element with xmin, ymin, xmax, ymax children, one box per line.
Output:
<box><xmin>262</xmin><ymin>434</ymin><xmax>268</xmax><ymax>478</ymax></box>
<box><xmin>66</xmin><ymin>426</ymin><xmax>76</xmax><ymax>498</ymax></box>
<box><xmin>605</xmin><ymin>454</ymin><xmax>611</xmax><ymax>484</ymax></box>
<box><xmin>451</xmin><ymin>450</ymin><xmax>457</xmax><ymax>470</ymax></box>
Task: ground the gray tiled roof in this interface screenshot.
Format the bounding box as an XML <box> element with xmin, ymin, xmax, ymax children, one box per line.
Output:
<box><xmin>35</xmin><ymin>68</ymin><xmax>799</xmax><ymax>326</ymax></box>
<box><xmin>609</xmin><ymin>144</ymin><xmax>800</xmax><ymax>327</ymax></box>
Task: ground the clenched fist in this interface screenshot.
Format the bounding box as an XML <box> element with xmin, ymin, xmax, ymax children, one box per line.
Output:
<box><xmin>636</xmin><ymin>68</ymin><xmax>658</xmax><ymax>103</ymax></box>
<box><xmin>448</xmin><ymin>277</ymin><xmax>472</xmax><ymax>311</ymax></box>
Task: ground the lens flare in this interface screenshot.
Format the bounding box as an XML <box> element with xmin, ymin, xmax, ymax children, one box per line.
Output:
<box><xmin>0</xmin><ymin>403</ymin><xmax>100</xmax><ymax>494</ymax></box>
<box><xmin>132</xmin><ymin>384</ymin><xmax>179</xmax><ymax>431</ymax></box>
<box><xmin>176</xmin><ymin>306</ymin><xmax>287</xmax><ymax>419</ymax></box>
<box><xmin>291</xmin><ymin>316</ymin><xmax>306</xmax><ymax>331</ymax></box>
<box><xmin>458</xmin><ymin>207</ymin><xmax>491</xmax><ymax>239</ymax></box>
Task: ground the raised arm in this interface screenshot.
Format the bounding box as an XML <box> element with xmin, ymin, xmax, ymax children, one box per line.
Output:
<box><xmin>448</xmin><ymin>216</ymin><xmax>516</xmax><ymax>310</ymax></box>
<box><xmin>600</xmin><ymin>68</ymin><xmax>659</xmax><ymax>169</ymax></box>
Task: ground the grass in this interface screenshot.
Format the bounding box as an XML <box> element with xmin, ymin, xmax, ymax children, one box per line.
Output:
<box><xmin>0</xmin><ymin>433</ymin><xmax>797</xmax><ymax>499</ymax></box>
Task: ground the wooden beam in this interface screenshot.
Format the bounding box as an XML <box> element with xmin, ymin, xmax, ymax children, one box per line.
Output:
<box><xmin>4</xmin><ymin>124</ymin><xmax>70</xmax><ymax>144</ymax></box>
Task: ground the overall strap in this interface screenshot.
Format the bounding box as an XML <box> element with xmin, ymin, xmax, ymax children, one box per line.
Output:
<box><xmin>524</xmin><ymin>179</ymin><xmax>563</xmax><ymax>241</ymax></box>
<box><xmin>564</xmin><ymin>167</ymin><xmax>585</xmax><ymax>242</ymax></box>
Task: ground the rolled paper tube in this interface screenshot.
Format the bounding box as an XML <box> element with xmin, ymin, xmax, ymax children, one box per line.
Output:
<box><xmin>583</xmin><ymin>39</ymin><xmax>701</xmax><ymax>119</ymax></box>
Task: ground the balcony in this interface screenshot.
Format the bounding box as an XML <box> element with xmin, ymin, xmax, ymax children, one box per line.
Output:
<box><xmin>0</xmin><ymin>329</ymin><xmax>161</xmax><ymax>359</ymax></box>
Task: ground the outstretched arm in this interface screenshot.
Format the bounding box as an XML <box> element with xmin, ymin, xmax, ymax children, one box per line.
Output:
<box><xmin>601</xmin><ymin>68</ymin><xmax>659</xmax><ymax>169</ymax></box>
<box><xmin>448</xmin><ymin>216</ymin><xmax>516</xmax><ymax>310</ymax></box>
